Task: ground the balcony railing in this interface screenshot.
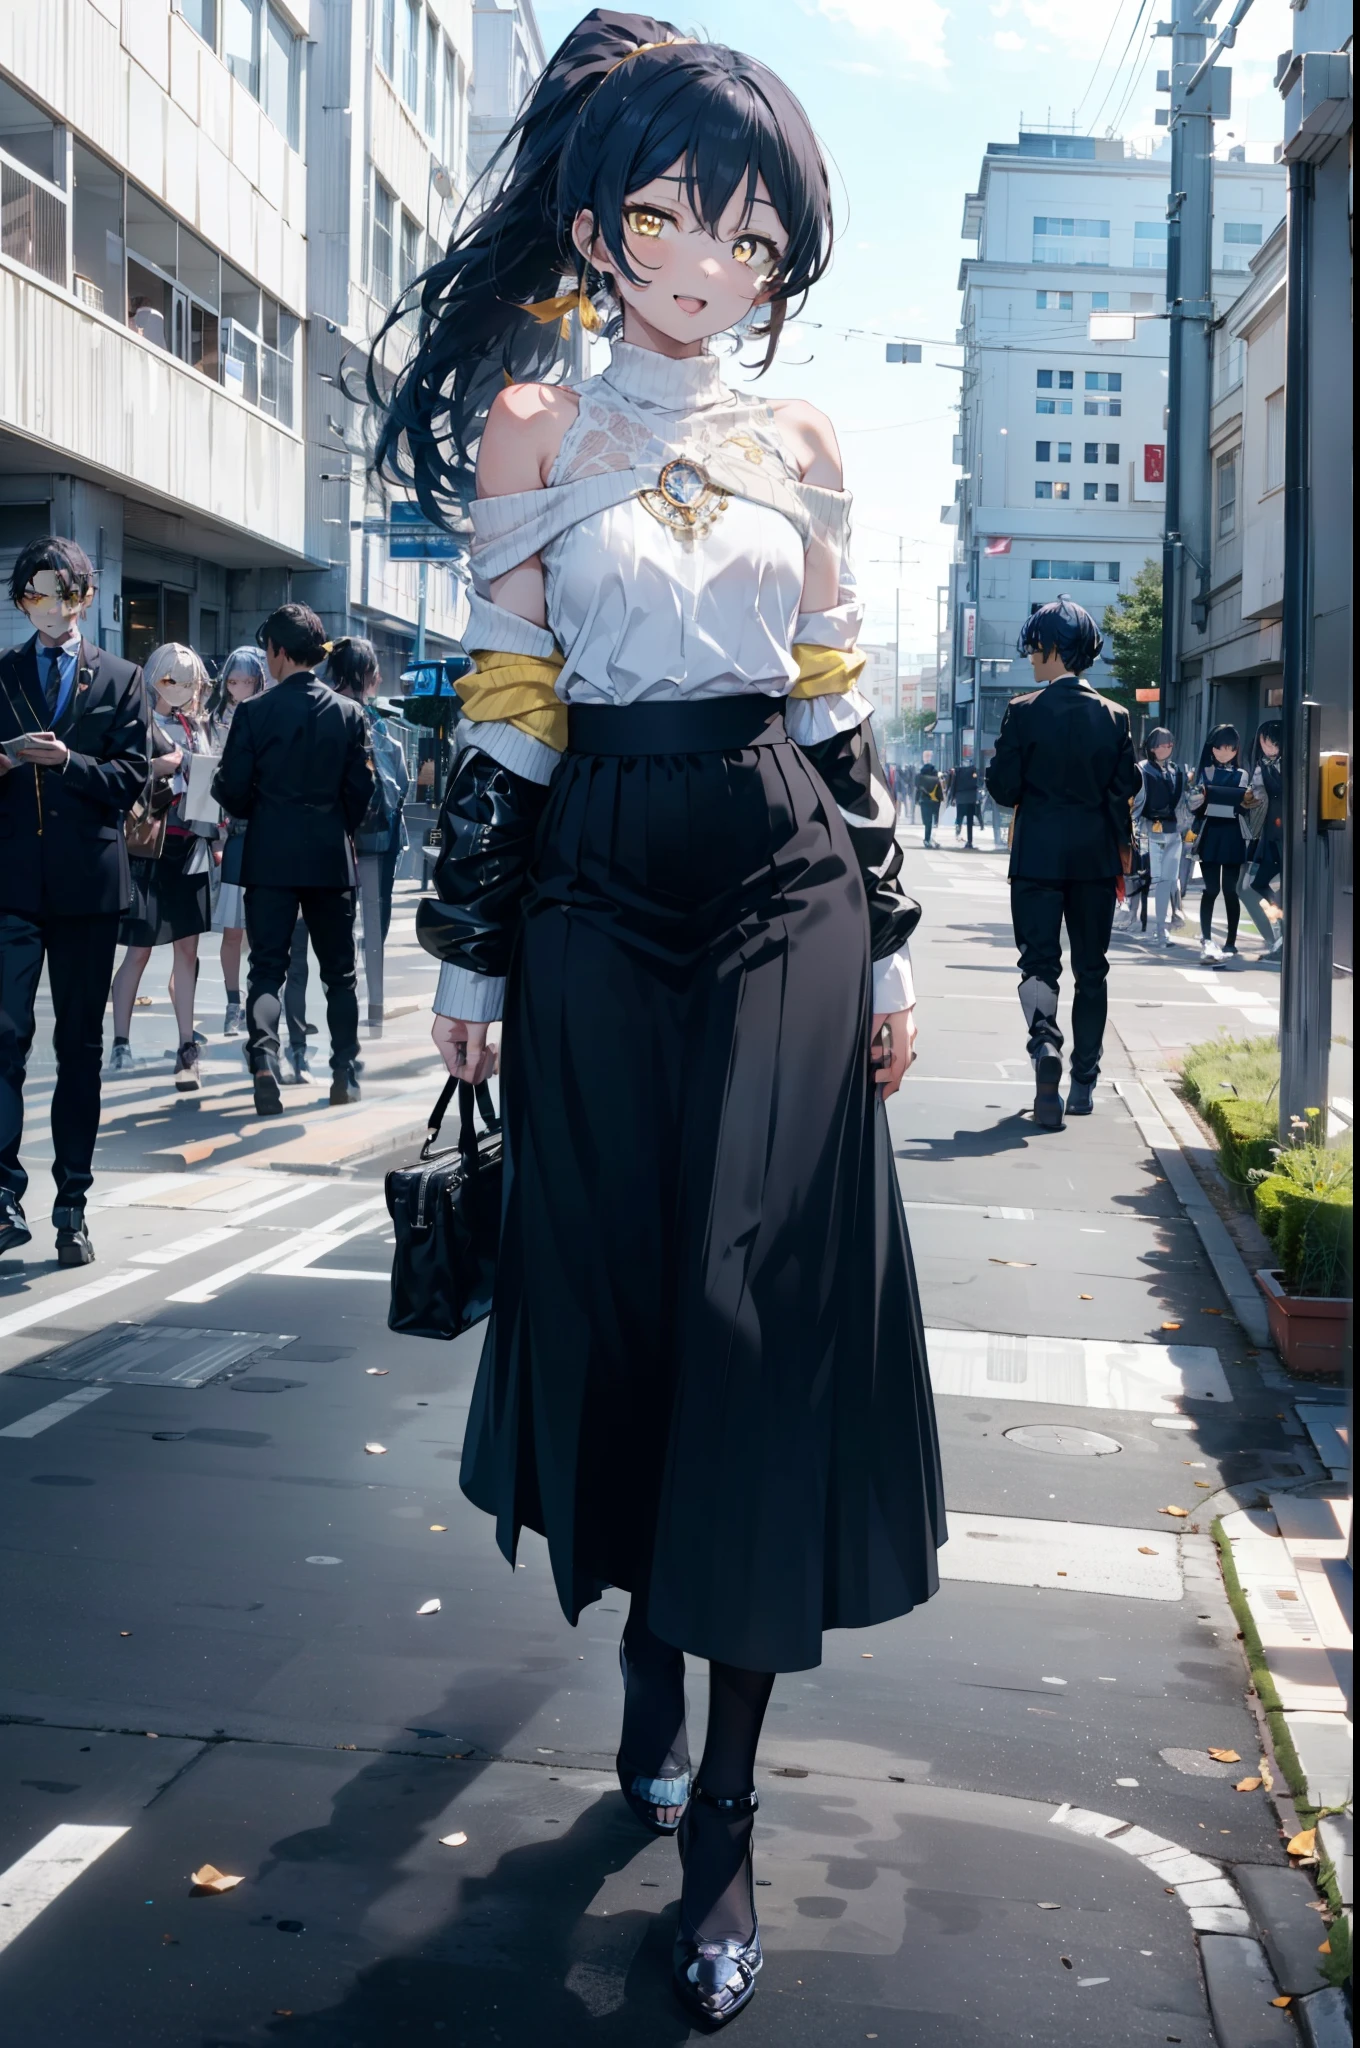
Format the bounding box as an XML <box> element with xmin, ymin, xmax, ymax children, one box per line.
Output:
<box><xmin>0</xmin><ymin>157</ymin><xmax>66</xmax><ymax>287</ymax></box>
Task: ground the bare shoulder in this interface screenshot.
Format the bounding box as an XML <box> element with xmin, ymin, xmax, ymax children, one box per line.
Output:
<box><xmin>477</xmin><ymin>381</ymin><xmax>581</xmax><ymax>496</ymax></box>
<box><xmin>768</xmin><ymin>398</ymin><xmax>844</xmax><ymax>488</ymax></box>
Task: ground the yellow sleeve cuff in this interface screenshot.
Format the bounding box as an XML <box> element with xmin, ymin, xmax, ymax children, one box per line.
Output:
<box><xmin>788</xmin><ymin>643</ymin><xmax>867</xmax><ymax>700</ymax></box>
<box><xmin>458</xmin><ymin>649</ymin><xmax>567</xmax><ymax>751</ymax></box>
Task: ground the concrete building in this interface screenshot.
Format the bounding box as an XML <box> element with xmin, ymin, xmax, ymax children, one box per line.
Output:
<box><xmin>297</xmin><ymin>0</ymin><xmax>477</xmax><ymax>674</ymax></box>
<box><xmin>950</xmin><ymin>126</ymin><xmax>1284</xmax><ymax>765</ymax></box>
<box><xmin>469</xmin><ymin>0</ymin><xmax>545</xmax><ymax>180</ymax></box>
<box><xmin>0</xmin><ymin>0</ymin><xmax>313</xmax><ymax>661</ymax></box>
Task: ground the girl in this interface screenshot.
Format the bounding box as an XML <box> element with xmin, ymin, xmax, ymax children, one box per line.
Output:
<box><xmin>1241</xmin><ymin>718</ymin><xmax>1284</xmax><ymax>957</ymax></box>
<box><xmin>372</xmin><ymin>12</ymin><xmax>943</xmax><ymax>2028</ymax></box>
<box><xmin>206</xmin><ymin>646</ymin><xmax>269</xmax><ymax>1033</ymax></box>
<box><xmin>1191</xmin><ymin>722</ymin><xmax>1255</xmax><ymax>963</ymax></box>
<box><xmin>321</xmin><ymin>638</ymin><xmax>410</xmax><ymax>1033</ymax></box>
<box><xmin>109</xmin><ymin>645</ymin><xmax>216</xmax><ymax>1086</ymax></box>
<box><xmin>1132</xmin><ymin>727</ymin><xmax>1192</xmax><ymax>947</ymax></box>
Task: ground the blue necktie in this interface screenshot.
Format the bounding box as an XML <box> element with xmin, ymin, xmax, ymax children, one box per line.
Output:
<box><xmin>43</xmin><ymin>648</ymin><xmax>64</xmax><ymax>722</ymax></box>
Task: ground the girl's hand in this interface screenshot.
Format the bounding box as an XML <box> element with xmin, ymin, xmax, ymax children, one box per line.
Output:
<box><xmin>152</xmin><ymin>746</ymin><xmax>183</xmax><ymax>777</ymax></box>
<box><xmin>432</xmin><ymin>1015</ymin><xmax>498</xmax><ymax>1085</ymax></box>
<box><xmin>871</xmin><ymin>1008</ymin><xmax>916</xmax><ymax>1099</ymax></box>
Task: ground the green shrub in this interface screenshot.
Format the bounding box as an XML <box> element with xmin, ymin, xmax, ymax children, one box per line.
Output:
<box><xmin>1252</xmin><ymin>1172</ymin><xmax>1292</xmax><ymax>1249</ymax></box>
<box><xmin>1202</xmin><ymin>1093</ymin><xmax>1279</xmax><ymax>1184</ymax></box>
<box><xmin>1182</xmin><ymin>1032</ymin><xmax>1280</xmax><ymax>1113</ymax></box>
<box><xmin>1253</xmin><ymin>1139</ymin><xmax>1353</xmax><ymax>1295</ymax></box>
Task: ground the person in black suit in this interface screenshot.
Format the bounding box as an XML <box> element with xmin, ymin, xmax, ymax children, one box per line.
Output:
<box><xmin>0</xmin><ymin>537</ymin><xmax>149</xmax><ymax>1264</ymax></box>
<box><xmin>948</xmin><ymin>754</ymin><xmax>980</xmax><ymax>849</ymax></box>
<box><xmin>212</xmin><ymin>603</ymin><xmax>374</xmax><ymax>1118</ymax></box>
<box><xmin>985</xmin><ymin>596</ymin><xmax>1140</xmax><ymax>1127</ymax></box>
<box><xmin>916</xmin><ymin>752</ymin><xmax>944</xmax><ymax>846</ymax></box>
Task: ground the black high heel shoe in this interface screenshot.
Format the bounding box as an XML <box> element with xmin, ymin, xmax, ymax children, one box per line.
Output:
<box><xmin>672</xmin><ymin>1786</ymin><xmax>762</xmax><ymax>2029</ymax></box>
<box><xmin>615</xmin><ymin>1641</ymin><xmax>691</xmax><ymax>1835</ymax></box>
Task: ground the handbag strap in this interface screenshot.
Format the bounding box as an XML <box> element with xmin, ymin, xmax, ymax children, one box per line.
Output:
<box><xmin>419</xmin><ymin>1078</ymin><xmax>458</xmax><ymax>1161</ymax></box>
<box><xmin>418</xmin><ymin>1076</ymin><xmax>485</xmax><ymax>1168</ymax></box>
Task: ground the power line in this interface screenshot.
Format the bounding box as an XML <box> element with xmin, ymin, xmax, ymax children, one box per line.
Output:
<box><xmin>1107</xmin><ymin>33</ymin><xmax>1159</xmax><ymax>135</ymax></box>
<box><xmin>1086</xmin><ymin>0</ymin><xmax>1154</xmax><ymax>135</ymax></box>
<box><xmin>1072</xmin><ymin>0</ymin><xmax>1141</xmax><ymax>122</ymax></box>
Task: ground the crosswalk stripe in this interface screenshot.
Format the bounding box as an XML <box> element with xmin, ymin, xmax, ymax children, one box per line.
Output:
<box><xmin>0</xmin><ymin>1387</ymin><xmax>112</xmax><ymax>1438</ymax></box>
<box><xmin>0</xmin><ymin>1825</ymin><xmax>129</xmax><ymax>1953</ymax></box>
<box><xmin>941</xmin><ymin>1512</ymin><xmax>1183</xmax><ymax>1600</ymax></box>
<box><xmin>926</xmin><ymin>1328</ymin><xmax>1231</xmax><ymax>1411</ymax></box>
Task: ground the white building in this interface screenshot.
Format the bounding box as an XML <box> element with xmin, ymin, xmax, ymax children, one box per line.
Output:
<box><xmin>469</xmin><ymin>0</ymin><xmax>545</xmax><ymax>179</ymax></box>
<box><xmin>950</xmin><ymin>127</ymin><xmax>1284</xmax><ymax>760</ymax></box>
<box><xmin>0</xmin><ymin>0</ymin><xmax>313</xmax><ymax>662</ymax></box>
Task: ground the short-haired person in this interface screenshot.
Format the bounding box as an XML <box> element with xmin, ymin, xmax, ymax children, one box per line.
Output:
<box><xmin>985</xmin><ymin>596</ymin><xmax>1140</xmax><ymax>1127</ymax></box>
<box><xmin>916</xmin><ymin>751</ymin><xmax>944</xmax><ymax>847</ymax></box>
<box><xmin>949</xmin><ymin>752</ymin><xmax>980</xmax><ymax>849</ymax></box>
<box><xmin>211</xmin><ymin>604</ymin><xmax>374</xmax><ymax>1116</ymax></box>
<box><xmin>0</xmin><ymin>537</ymin><xmax>149</xmax><ymax>1263</ymax></box>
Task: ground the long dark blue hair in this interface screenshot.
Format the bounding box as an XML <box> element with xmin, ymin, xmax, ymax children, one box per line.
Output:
<box><xmin>1198</xmin><ymin>722</ymin><xmax>1241</xmax><ymax>776</ymax></box>
<box><xmin>368</xmin><ymin>10</ymin><xmax>834</xmax><ymax>523</ymax></box>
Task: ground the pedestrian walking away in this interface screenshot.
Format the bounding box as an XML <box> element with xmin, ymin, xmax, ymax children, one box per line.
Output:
<box><xmin>916</xmin><ymin>750</ymin><xmax>944</xmax><ymax>845</ymax></box>
<box><xmin>206</xmin><ymin>645</ymin><xmax>269</xmax><ymax>1035</ymax></box>
<box><xmin>374</xmin><ymin>19</ymin><xmax>944</xmax><ymax>2028</ymax></box>
<box><xmin>1131</xmin><ymin>726</ymin><xmax>1193</xmax><ymax>948</ymax></box>
<box><xmin>948</xmin><ymin>752</ymin><xmax>979</xmax><ymax>847</ymax></box>
<box><xmin>1189</xmin><ymin>722</ymin><xmax>1255</xmax><ymax>964</ymax></box>
<box><xmin>322</xmin><ymin>637</ymin><xmax>410</xmax><ymax>1035</ymax></box>
<box><xmin>900</xmin><ymin>757</ymin><xmax>917</xmax><ymax>824</ymax></box>
<box><xmin>108</xmin><ymin>644</ymin><xmax>218</xmax><ymax>1090</ymax></box>
<box><xmin>212</xmin><ymin>603</ymin><xmax>374</xmax><ymax>1118</ymax></box>
<box><xmin>985</xmin><ymin>594</ymin><xmax>1139</xmax><ymax>1127</ymax></box>
<box><xmin>1240</xmin><ymin>717</ymin><xmax>1284</xmax><ymax>957</ymax></box>
<box><xmin>0</xmin><ymin>536</ymin><xmax>149</xmax><ymax>1266</ymax></box>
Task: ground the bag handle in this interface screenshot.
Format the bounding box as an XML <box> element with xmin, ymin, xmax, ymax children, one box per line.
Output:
<box><xmin>419</xmin><ymin>1077</ymin><xmax>485</xmax><ymax>1168</ymax></box>
<box><xmin>420</xmin><ymin>1077</ymin><xmax>458</xmax><ymax>1161</ymax></box>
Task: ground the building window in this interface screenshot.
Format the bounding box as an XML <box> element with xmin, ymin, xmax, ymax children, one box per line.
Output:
<box><xmin>1215</xmin><ymin>332</ymin><xmax>1245</xmax><ymax>398</ymax></box>
<box><xmin>1057</xmin><ymin>442</ymin><xmax>1071</xmax><ymax>463</ymax></box>
<box><xmin>404</xmin><ymin>0</ymin><xmax>421</xmax><ymax>109</ymax></box>
<box><xmin>1216</xmin><ymin>450</ymin><xmax>1238</xmax><ymax>537</ymax></box>
<box><xmin>223</xmin><ymin>0</ymin><xmax>260</xmax><ymax>96</ymax></box>
<box><xmin>381</xmin><ymin>0</ymin><xmax>396</xmax><ymax>75</ymax></box>
<box><xmin>371</xmin><ymin>177</ymin><xmax>394</xmax><ymax>306</ymax></box>
<box><xmin>1086</xmin><ymin>372</ymin><xmax>1121</xmax><ymax>392</ymax></box>
<box><xmin>1031</xmin><ymin>560</ymin><xmax>1120</xmax><ymax>582</ymax></box>
<box><xmin>1222</xmin><ymin>220</ymin><xmax>1264</xmax><ymax>272</ymax></box>
<box><xmin>1036</xmin><ymin>290</ymin><xmax>1072</xmax><ymax>310</ymax></box>
<box><xmin>1083</xmin><ymin>441</ymin><xmax>1099</xmax><ymax>464</ymax></box>
<box><xmin>1090</xmin><ymin>291</ymin><xmax>1109</xmax><ymax>310</ymax></box>
<box><xmin>1035</xmin><ymin>440</ymin><xmax>1051</xmax><ymax>462</ymax></box>
<box><xmin>1083</xmin><ymin>481</ymin><xmax>1099</xmax><ymax>501</ymax></box>
<box><xmin>1053</xmin><ymin>480</ymin><xmax>1070</xmax><ymax>500</ymax></box>
<box><xmin>1104</xmin><ymin>482</ymin><xmax>1119</xmax><ymax>502</ymax></box>
<box><xmin>425</xmin><ymin>15</ymin><xmax>439</xmax><ymax>134</ymax></box>
<box><xmin>1105</xmin><ymin>442</ymin><xmax>1119</xmax><ymax>463</ymax></box>
<box><xmin>1036</xmin><ymin>369</ymin><xmax>1053</xmax><ymax>388</ymax></box>
<box><xmin>1032</xmin><ymin>215</ymin><xmax>1111</xmax><ymax>265</ymax></box>
<box><xmin>1036</xmin><ymin>398</ymin><xmax>1056</xmax><ymax>415</ymax></box>
<box><xmin>181</xmin><ymin>0</ymin><xmax>217</xmax><ymax>43</ymax></box>
<box><xmin>261</xmin><ymin>5</ymin><xmax>300</xmax><ymax>148</ymax></box>
<box><xmin>1085</xmin><ymin>400</ymin><xmax>1121</xmax><ymax>417</ymax></box>
<box><xmin>399</xmin><ymin>209</ymin><xmax>421</xmax><ymax>325</ymax></box>
<box><xmin>71</xmin><ymin>140</ymin><xmax>124</xmax><ymax>319</ymax></box>
<box><xmin>1134</xmin><ymin>220</ymin><xmax>1168</xmax><ymax>267</ymax></box>
<box><xmin>1265</xmin><ymin>387</ymin><xmax>1285</xmax><ymax>490</ymax></box>
<box><xmin>1035</xmin><ymin>480</ymin><xmax>1053</xmax><ymax>500</ymax></box>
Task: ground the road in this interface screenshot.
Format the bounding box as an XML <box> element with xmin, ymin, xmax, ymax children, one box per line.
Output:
<box><xmin>0</xmin><ymin>849</ymin><xmax>1321</xmax><ymax>2046</ymax></box>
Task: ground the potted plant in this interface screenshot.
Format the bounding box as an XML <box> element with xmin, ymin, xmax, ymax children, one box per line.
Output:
<box><xmin>1251</xmin><ymin>1122</ymin><xmax>1353</xmax><ymax>1376</ymax></box>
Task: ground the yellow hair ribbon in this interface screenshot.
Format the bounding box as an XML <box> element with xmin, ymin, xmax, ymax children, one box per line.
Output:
<box><xmin>457</xmin><ymin>649</ymin><xmax>567</xmax><ymax>751</ymax></box>
<box><xmin>788</xmin><ymin>644</ymin><xmax>866</xmax><ymax>700</ymax></box>
<box><xmin>522</xmin><ymin>292</ymin><xmax>578</xmax><ymax>326</ymax></box>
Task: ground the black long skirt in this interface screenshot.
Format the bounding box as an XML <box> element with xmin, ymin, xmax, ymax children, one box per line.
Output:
<box><xmin>120</xmin><ymin>835</ymin><xmax>213</xmax><ymax>947</ymax></box>
<box><xmin>459</xmin><ymin>724</ymin><xmax>946</xmax><ymax>1672</ymax></box>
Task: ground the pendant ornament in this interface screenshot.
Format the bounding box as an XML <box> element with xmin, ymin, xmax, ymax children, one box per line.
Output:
<box><xmin>637</xmin><ymin>457</ymin><xmax>729</xmax><ymax>540</ymax></box>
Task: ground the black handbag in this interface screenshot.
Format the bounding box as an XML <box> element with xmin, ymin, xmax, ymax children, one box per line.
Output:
<box><xmin>385</xmin><ymin>1080</ymin><xmax>502</xmax><ymax>1341</ymax></box>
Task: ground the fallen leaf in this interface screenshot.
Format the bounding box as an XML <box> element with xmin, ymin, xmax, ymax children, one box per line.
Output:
<box><xmin>1056</xmin><ymin>1570</ymin><xmax>1067</xmax><ymax>1576</ymax></box>
<box><xmin>1272</xmin><ymin>1997</ymin><xmax>1292</xmax><ymax>2008</ymax></box>
<box><xmin>1200</xmin><ymin>1308</ymin><xmax>1222</xmax><ymax>1315</ymax></box>
<box><xmin>861</xmin><ymin>1651</ymin><xmax>873</xmax><ymax>1658</ymax></box>
<box><xmin>989</xmin><ymin>1258</ymin><xmax>1035</xmax><ymax>1268</ymax></box>
<box><xmin>365</xmin><ymin>1368</ymin><xmax>389</xmax><ymax>1376</ymax></box>
<box><xmin>1159</xmin><ymin>1506</ymin><xmax>1190</xmax><ymax>1518</ymax></box>
<box><xmin>439</xmin><ymin>1831</ymin><xmax>468</xmax><ymax>1848</ymax></box>
<box><xmin>1138</xmin><ymin>1546</ymin><xmax>1158</xmax><ymax>1555</ymax></box>
<box><xmin>1194</xmin><ymin>1481</ymin><xmax>1213</xmax><ymax>1489</ymax></box>
<box><xmin>1161</xmin><ymin>1321</ymin><xmax>1182</xmax><ymax>1331</ymax></box>
<box><xmin>1079</xmin><ymin>1293</ymin><xmax>1093</xmax><ymax>1301</ymax></box>
<box><xmin>429</xmin><ymin>1524</ymin><xmax>447</xmax><ymax>1532</ymax></box>
<box><xmin>1286</xmin><ymin>1827</ymin><xmax>1316</xmax><ymax>1859</ymax></box>
<box><xmin>1318</xmin><ymin>1939</ymin><xmax>1331</xmax><ymax>1954</ymax></box>
<box><xmin>1234</xmin><ymin>1777</ymin><xmax>1262</xmax><ymax>1793</ymax></box>
<box><xmin>416</xmin><ymin>1599</ymin><xmax>441</xmax><ymax>1616</ymax></box>
<box><xmin>1207</xmin><ymin>1748</ymin><xmax>1241</xmax><ymax>1764</ymax></box>
<box><xmin>120</xmin><ymin>1631</ymin><xmax>132</xmax><ymax>1638</ymax></box>
<box><xmin>190</xmin><ymin>1864</ymin><xmax>243</xmax><ymax>1894</ymax></box>
<box><xmin>1259</xmin><ymin>1760</ymin><xmax>1274</xmax><ymax>1791</ymax></box>
<box><xmin>363</xmin><ymin>1443</ymin><xmax>387</xmax><ymax>1455</ymax></box>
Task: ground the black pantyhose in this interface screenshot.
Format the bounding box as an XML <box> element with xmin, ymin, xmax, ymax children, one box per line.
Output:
<box><xmin>682</xmin><ymin>1661</ymin><xmax>776</xmax><ymax>1944</ymax></box>
<box><xmin>619</xmin><ymin>1596</ymin><xmax>690</xmax><ymax>1789</ymax></box>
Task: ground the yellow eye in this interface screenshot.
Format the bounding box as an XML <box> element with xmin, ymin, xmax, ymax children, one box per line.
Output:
<box><xmin>625</xmin><ymin>208</ymin><xmax>667</xmax><ymax>239</ymax></box>
<box><xmin>732</xmin><ymin>235</ymin><xmax>763</xmax><ymax>266</ymax></box>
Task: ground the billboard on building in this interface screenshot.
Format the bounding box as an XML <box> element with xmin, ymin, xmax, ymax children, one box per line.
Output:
<box><xmin>962</xmin><ymin>605</ymin><xmax>977</xmax><ymax>657</ymax></box>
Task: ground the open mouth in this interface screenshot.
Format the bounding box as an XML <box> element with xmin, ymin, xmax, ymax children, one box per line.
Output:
<box><xmin>673</xmin><ymin>295</ymin><xmax>707</xmax><ymax>316</ymax></box>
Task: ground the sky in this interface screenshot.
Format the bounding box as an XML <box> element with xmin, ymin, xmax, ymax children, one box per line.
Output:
<box><xmin>529</xmin><ymin>0</ymin><xmax>1293</xmax><ymax>663</ymax></box>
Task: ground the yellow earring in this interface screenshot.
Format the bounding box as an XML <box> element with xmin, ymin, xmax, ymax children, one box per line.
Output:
<box><xmin>578</xmin><ymin>282</ymin><xmax>604</xmax><ymax>335</ymax></box>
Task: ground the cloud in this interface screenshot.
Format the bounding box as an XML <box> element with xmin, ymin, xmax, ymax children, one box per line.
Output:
<box><xmin>994</xmin><ymin>28</ymin><xmax>1025</xmax><ymax>49</ymax></box>
<box><xmin>812</xmin><ymin>0</ymin><xmax>950</xmax><ymax>68</ymax></box>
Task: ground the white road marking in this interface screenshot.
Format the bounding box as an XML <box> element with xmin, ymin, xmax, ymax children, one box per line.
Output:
<box><xmin>130</xmin><ymin>1224</ymin><xmax>241</xmax><ymax>1267</ymax></box>
<box><xmin>0</xmin><ymin>1386</ymin><xmax>113</xmax><ymax>1438</ymax></box>
<box><xmin>904</xmin><ymin>1203</ymin><xmax>1034</xmax><ymax>1220</ymax></box>
<box><xmin>942</xmin><ymin>1513</ymin><xmax>1183</xmax><ymax>1600</ymax></box>
<box><xmin>926</xmin><ymin>1329</ymin><xmax>1232</xmax><ymax>1411</ymax></box>
<box><xmin>166</xmin><ymin>1199</ymin><xmax>388</xmax><ymax>1303</ymax></box>
<box><xmin>0</xmin><ymin>1824</ymin><xmax>129</xmax><ymax>1953</ymax></box>
<box><xmin>0</xmin><ymin>1270</ymin><xmax>144</xmax><ymax>1348</ymax></box>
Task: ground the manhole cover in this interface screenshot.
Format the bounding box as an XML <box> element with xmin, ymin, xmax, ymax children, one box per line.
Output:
<box><xmin>18</xmin><ymin>1324</ymin><xmax>296</xmax><ymax>1389</ymax></box>
<box><xmin>1004</xmin><ymin>1425</ymin><xmax>1122</xmax><ymax>1457</ymax></box>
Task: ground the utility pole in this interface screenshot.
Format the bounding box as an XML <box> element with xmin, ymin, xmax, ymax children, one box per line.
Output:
<box><xmin>1157</xmin><ymin>0</ymin><xmax>1228</xmax><ymax>751</ymax></box>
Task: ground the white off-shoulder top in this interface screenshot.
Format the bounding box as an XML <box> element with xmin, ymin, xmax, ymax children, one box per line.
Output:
<box><xmin>435</xmin><ymin>341</ymin><xmax>912</xmax><ymax>1023</ymax></box>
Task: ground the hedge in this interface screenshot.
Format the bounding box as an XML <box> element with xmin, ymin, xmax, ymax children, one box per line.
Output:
<box><xmin>1201</xmin><ymin>1093</ymin><xmax>1279</xmax><ymax>1185</ymax></box>
<box><xmin>1255</xmin><ymin>1177</ymin><xmax>1354</xmax><ymax>1297</ymax></box>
